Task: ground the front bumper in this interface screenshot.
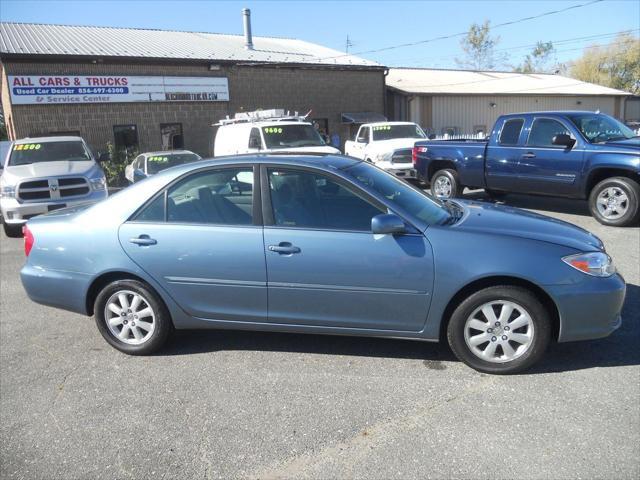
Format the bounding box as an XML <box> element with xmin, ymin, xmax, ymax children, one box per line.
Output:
<box><xmin>0</xmin><ymin>190</ymin><xmax>107</xmax><ymax>224</ymax></box>
<box><xmin>549</xmin><ymin>273</ymin><xmax>626</xmax><ymax>342</ymax></box>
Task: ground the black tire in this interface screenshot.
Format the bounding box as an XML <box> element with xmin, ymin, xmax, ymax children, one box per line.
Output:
<box><xmin>447</xmin><ymin>286</ymin><xmax>551</xmax><ymax>374</ymax></box>
<box><xmin>3</xmin><ymin>221</ymin><xmax>23</xmax><ymax>238</ymax></box>
<box><xmin>588</xmin><ymin>177</ymin><xmax>640</xmax><ymax>227</ymax></box>
<box><xmin>430</xmin><ymin>169</ymin><xmax>462</xmax><ymax>199</ymax></box>
<box><xmin>485</xmin><ymin>189</ymin><xmax>508</xmax><ymax>200</ymax></box>
<box><xmin>94</xmin><ymin>279</ymin><xmax>173</xmax><ymax>355</ymax></box>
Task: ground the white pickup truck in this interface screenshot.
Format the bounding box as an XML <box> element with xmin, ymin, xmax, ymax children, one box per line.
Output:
<box><xmin>344</xmin><ymin>122</ymin><xmax>427</xmax><ymax>180</ymax></box>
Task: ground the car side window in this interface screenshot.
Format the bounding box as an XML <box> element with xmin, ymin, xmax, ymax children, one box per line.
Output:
<box><xmin>248</xmin><ymin>128</ymin><xmax>262</xmax><ymax>149</ymax></box>
<box><xmin>166</xmin><ymin>167</ymin><xmax>254</xmax><ymax>225</ymax></box>
<box><xmin>357</xmin><ymin>127</ymin><xmax>370</xmax><ymax>143</ymax></box>
<box><xmin>527</xmin><ymin>118</ymin><xmax>571</xmax><ymax>147</ymax></box>
<box><xmin>499</xmin><ymin>119</ymin><xmax>524</xmax><ymax>145</ymax></box>
<box><xmin>268</xmin><ymin>169</ymin><xmax>383</xmax><ymax>231</ymax></box>
<box><xmin>134</xmin><ymin>193</ymin><xmax>166</xmax><ymax>222</ymax></box>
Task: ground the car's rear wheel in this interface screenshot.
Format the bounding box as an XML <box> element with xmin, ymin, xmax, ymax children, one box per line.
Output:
<box><xmin>430</xmin><ymin>169</ymin><xmax>462</xmax><ymax>199</ymax></box>
<box><xmin>94</xmin><ymin>279</ymin><xmax>172</xmax><ymax>355</ymax></box>
<box><xmin>3</xmin><ymin>221</ymin><xmax>23</xmax><ymax>238</ymax></box>
<box><xmin>447</xmin><ymin>286</ymin><xmax>551</xmax><ymax>374</ymax></box>
<box><xmin>589</xmin><ymin>177</ymin><xmax>640</xmax><ymax>227</ymax></box>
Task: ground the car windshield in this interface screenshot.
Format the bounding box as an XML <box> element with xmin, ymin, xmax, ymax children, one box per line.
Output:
<box><xmin>146</xmin><ymin>153</ymin><xmax>201</xmax><ymax>174</ymax></box>
<box><xmin>372</xmin><ymin>124</ymin><xmax>427</xmax><ymax>141</ymax></box>
<box><xmin>343</xmin><ymin>161</ymin><xmax>452</xmax><ymax>226</ymax></box>
<box><xmin>567</xmin><ymin>114</ymin><xmax>637</xmax><ymax>143</ymax></box>
<box><xmin>262</xmin><ymin>124</ymin><xmax>326</xmax><ymax>148</ymax></box>
<box><xmin>8</xmin><ymin>141</ymin><xmax>90</xmax><ymax>166</ymax></box>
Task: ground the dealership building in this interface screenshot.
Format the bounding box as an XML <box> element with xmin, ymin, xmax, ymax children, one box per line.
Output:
<box><xmin>386</xmin><ymin>67</ymin><xmax>632</xmax><ymax>136</ymax></box>
<box><xmin>0</xmin><ymin>13</ymin><xmax>386</xmax><ymax>157</ymax></box>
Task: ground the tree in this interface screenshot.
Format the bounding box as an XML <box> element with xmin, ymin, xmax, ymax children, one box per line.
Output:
<box><xmin>456</xmin><ymin>20</ymin><xmax>505</xmax><ymax>71</ymax></box>
<box><xmin>0</xmin><ymin>109</ymin><xmax>7</xmax><ymax>141</ymax></box>
<box><xmin>569</xmin><ymin>33</ymin><xmax>640</xmax><ymax>94</ymax></box>
<box><xmin>515</xmin><ymin>41</ymin><xmax>556</xmax><ymax>73</ymax></box>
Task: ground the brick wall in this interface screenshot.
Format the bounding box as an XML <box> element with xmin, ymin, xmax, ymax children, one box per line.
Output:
<box><xmin>0</xmin><ymin>59</ymin><xmax>385</xmax><ymax>156</ymax></box>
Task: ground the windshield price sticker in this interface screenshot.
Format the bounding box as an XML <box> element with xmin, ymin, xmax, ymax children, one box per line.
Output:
<box><xmin>14</xmin><ymin>144</ymin><xmax>42</xmax><ymax>151</ymax></box>
<box><xmin>149</xmin><ymin>156</ymin><xmax>169</xmax><ymax>162</ymax></box>
<box><xmin>264</xmin><ymin>127</ymin><xmax>283</xmax><ymax>134</ymax></box>
<box><xmin>373</xmin><ymin>125</ymin><xmax>392</xmax><ymax>131</ymax></box>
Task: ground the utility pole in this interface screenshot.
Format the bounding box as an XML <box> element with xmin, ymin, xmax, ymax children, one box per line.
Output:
<box><xmin>345</xmin><ymin>35</ymin><xmax>353</xmax><ymax>53</ymax></box>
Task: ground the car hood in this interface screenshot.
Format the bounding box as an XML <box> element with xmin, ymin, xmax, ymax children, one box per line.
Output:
<box><xmin>269</xmin><ymin>146</ymin><xmax>341</xmax><ymax>154</ymax></box>
<box><xmin>603</xmin><ymin>137</ymin><xmax>639</xmax><ymax>148</ymax></box>
<box><xmin>369</xmin><ymin>138</ymin><xmax>420</xmax><ymax>152</ymax></box>
<box><xmin>4</xmin><ymin>160</ymin><xmax>96</xmax><ymax>179</ymax></box>
<box><xmin>452</xmin><ymin>200</ymin><xmax>604</xmax><ymax>252</ymax></box>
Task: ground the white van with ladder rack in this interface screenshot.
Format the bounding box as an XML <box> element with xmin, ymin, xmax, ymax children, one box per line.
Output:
<box><xmin>213</xmin><ymin>109</ymin><xmax>340</xmax><ymax>156</ymax></box>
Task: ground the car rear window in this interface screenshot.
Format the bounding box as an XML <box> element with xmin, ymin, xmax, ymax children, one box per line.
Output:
<box><xmin>8</xmin><ymin>141</ymin><xmax>90</xmax><ymax>166</ymax></box>
<box><xmin>499</xmin><ymin>119</ymin><xmax>524</xmax><ymax>145</ymax></box>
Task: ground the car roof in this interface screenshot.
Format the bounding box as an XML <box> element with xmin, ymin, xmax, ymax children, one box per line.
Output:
<box><xmin>154</xmin><ymin>153</ymin><xmax>361</xmax><ymax>178</ymax></box>
<box><xmin>500</xmin><ymin>110</ymin><xmax>606</xmax><ymax>117</ymax></box>
<box><xmin>219</xmin><ymin>121</ymin><xmax>312</xmax><ymax>128</ymax></box>
<box><xmin>14</xmin><ymin>136</ymin><xmax>84</xmax><ymax>144</ymax></box>
<box><xmin>363</xmin><ymin>121</ymin><xmax>418</xmax><ymax>127</ymax></box>
<box><xmin>141</xmin><ymin>150</ymin><xmax>197</xmax><ymax>156</ymax></box>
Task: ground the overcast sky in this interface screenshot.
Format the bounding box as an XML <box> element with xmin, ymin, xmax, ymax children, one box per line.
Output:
<box><xmin>1</xmin><ymin>0</ymin><xmax>638</xmax><ymax>69</ymax></box>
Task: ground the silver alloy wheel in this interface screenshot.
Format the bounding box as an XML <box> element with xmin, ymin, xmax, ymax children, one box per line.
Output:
<box><xmin>432</xmin><ymin>175</ymin><xmax>452</xmax><ymax>198</ymax></box>
<box><xmin>104</xmin><ymin>290</ymin><xmax>156</xmax><ymax>345</ymax></box>
<box><xmin>596</xmin><ymin>187</ymin><xmax>629</xmax><ymax>220</ymax></box>
<box><xmin>463</xmin><ymin>300</ymin><xmax>534</xmax><ymax>364</ymax></box>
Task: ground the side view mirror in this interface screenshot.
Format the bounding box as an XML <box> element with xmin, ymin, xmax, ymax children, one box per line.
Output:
<box><xmin>97</xmin><ymin>152</ymin><xmax>111</xmax><ymax>163</ymax></box>
<box><xmin>552</xmin><ymin>134</ymin><xmax>575</xmax><ymax>148</ymax></box>
<box><xmin>248</xmin><ymin>138</ymin><xmax>261</xmax><ymax>150</ymax></box>
<box><xmin>133</xmin><ymin>168</ymin><xmax>147</xmax><ymax>182</ymax></box>
<box><xmin>371</xmin><ymin>213</ymin><xmax>406</xmax><ymax>235</ymax></box>
<box><xmin>428</xmin><ymin>134</ymin><xmax>436</xmax><ymax>140</ymax></box>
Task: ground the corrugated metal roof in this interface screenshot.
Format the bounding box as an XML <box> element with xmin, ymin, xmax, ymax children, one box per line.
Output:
<box><xmin>0</xmin><ymin>22</ymin><xmax>380</xmax><ymax>67</ymax></box>
<box><xmin>387</xmin><ymin>68</ymin><xmax>630</xmax><ymax>96</ymax></box>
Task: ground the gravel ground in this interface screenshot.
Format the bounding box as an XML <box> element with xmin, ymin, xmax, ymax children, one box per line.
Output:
<box><xmin>1</xmin><ymin>192</ymin><xmax>638</xmax><ymax>480</ymax></box>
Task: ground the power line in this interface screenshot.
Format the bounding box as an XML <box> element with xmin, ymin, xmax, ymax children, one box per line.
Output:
<box><xmin>388</xmin><ymin>28</ymin><xmax>639</xmax><ymax>67</ymax></box>
<box><xmin>316</xmin><ymin>0</ymin><xmax>604</xmax><ymax>61</ymax></box>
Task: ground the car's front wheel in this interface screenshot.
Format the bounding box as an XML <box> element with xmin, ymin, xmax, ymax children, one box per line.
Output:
<box><xmin>94</xmin><ymin>279</ymin><xmax>173</xmax><ymax>355</ymax></box>
<box><xmin>447</xmin><ymin>286</ymin><xmax>551</xmax><ymax>374</ymax></box>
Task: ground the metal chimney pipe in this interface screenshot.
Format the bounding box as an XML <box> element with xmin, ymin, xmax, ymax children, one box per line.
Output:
<box><xmin>242</xmin><ymin>8</ymin><xmax>254</xmax><ymax>50</ymax></box>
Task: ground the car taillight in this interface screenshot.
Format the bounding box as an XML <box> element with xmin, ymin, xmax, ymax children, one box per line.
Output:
<box><xmin>23</xmin><ymin>225</ymin><xmax>34</xmax><ymax>256</ymax></box>
<box><xmin>412</xmin><ymin>146</ymin><xmax>428</xmax><ymax>167</ymax></box>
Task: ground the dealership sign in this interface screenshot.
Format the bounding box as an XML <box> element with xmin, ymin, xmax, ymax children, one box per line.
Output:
<box><xmin>8</xmin><ymin>75</ymin><xmax>230</xmax><ymax>104</ymax></box>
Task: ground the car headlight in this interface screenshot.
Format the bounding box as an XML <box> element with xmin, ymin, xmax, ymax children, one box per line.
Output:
<box><xmin>0</xmin><ymin>181</ymin><xmax>16</xmax><ymax>198</ymax></box>
<box><xmin>562</xmin><ymin>252</ymin><xmax>616</xmax><ymax>277</ymax></box>
<box><xmin>89</xmin><ymin>176</ymin><xmax>107</xmax><ymax>191</ymax></box>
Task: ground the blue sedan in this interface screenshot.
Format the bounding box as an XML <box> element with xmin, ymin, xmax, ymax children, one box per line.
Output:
<box><xmin>20</xmin><ymin>155</ymin><xmax>625</xmax><ymax>374</ymax></box>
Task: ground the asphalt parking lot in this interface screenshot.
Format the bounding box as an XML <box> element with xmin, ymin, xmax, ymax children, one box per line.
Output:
<box><xmin>1</xmin><ymin>192</ymin><xmax>638</xmax><ymax>480</ymax></box>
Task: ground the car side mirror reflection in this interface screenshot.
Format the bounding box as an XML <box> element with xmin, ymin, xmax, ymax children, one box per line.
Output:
<box><xmin>552</xmin><ymin>134</ymin><xmax>575</xmax><ymax>148</ymax></box>
<box><xmin>371</xmin><ymin>213</ymin><xmax>406</xmax><ymax>235</ymax></box>
<box><xmin>97</xmin><ymin>152</ymin><xmax>111</xmax><ymax>163</ymax></box>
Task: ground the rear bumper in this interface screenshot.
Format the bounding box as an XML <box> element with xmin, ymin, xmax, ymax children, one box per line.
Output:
<box><xmin>20</xmin><ymin>264</ymin><xmax>91</xmax><ymax>315</ymax></box>
<box><xmin>549</xmin><ymin>273</ymin><xmax>626</xmax><ymax>342</ymax></box>
<box><xmin>0</xmin><ymin>190</ymin><xmax>107</xmax><ymax>225</ymax></box>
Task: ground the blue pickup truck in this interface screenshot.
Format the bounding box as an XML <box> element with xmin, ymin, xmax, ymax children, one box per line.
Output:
<box><xmin>412</xmin><ymin>111</ymin><xmax>640</xmax><ymax>227</ymax></box>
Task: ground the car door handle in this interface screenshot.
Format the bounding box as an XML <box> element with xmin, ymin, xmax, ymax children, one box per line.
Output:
<box><xmin>129</xmin><ymin>235</ymin><xmax>157</xmax><ymax>246</ymax></box>
<box><xmin>521</xmin><ymin>152</ymin><xmax>536</xmax><ymax>159</ymax></box>
<box><xmin>268</xmin><ymin>243</ymin><xmax>301</xmax><ymax>254</ymax></box>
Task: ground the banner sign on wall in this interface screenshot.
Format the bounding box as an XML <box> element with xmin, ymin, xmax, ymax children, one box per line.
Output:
<box><xmin>8</xmin><ymin>75</ymin><xmax>230</xmax><ymax>105</ymax></box>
